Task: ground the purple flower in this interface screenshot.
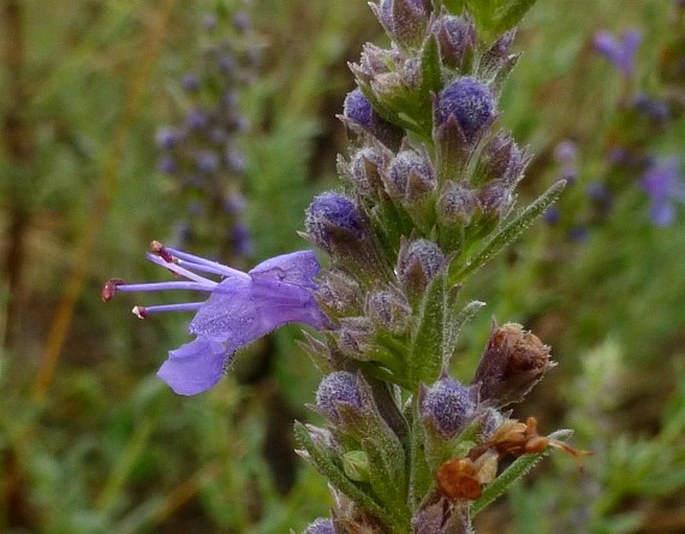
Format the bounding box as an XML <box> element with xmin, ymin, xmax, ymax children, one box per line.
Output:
<box><xmin>231</xmin><ymin>222</ymin><xmax>253</xmax><ymax>257</ymax></box>
<box><xmin>640</xmin><ymin>158</ymin><xmax>684</xmax><ymax>226</ymax></box>
<box><xmin>182</xmin><ymin>73</ymin><xmax>201</xmax><ymax>92</ymax></box>
<box><xmin>593</xmin><ymin>30</ymin><xmax>641</xmax><ymax>77</ymax></box>
<box><xmin>103</xmin><ymin>243</ymin><xmax>325</xmax><ymax>395</ymax></box>
<box><xmin>155</xmin><ymin>127</ymin><xmax>181</xmax><ymax>150</ymax></box>
<box><xmin>543</xmin><ymin>205</ymin><xmax>560</xmax><ymax>225</ymax></box>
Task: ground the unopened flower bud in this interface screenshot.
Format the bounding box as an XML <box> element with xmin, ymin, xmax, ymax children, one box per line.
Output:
<box><xmin>342</xmin><ymin>88</ymin><xmax>403</xmax><ymax>149</ymax></box>
<box><xmin>420</xmin><ymin>376</ymin><xmax>476</xmax><ymax>438</ymax></box>
<box><xmin>353</xmin><ymin>42</ymin><xmax>401</xmax><ymax>81</ymax></box>
<box><xmin>317</xmin><ymin>270</ymin><xmax>363</xmax><ymax>317</ymax></box>
<box><xmin>305</xmin><ymin>518</ymin><xmax>335</xmax><ymax>534</ymax></box>
<box><xmin>479</xmin><ymin>179</ymin><xmax>515</xmax><ymax>220</ymax></box>
<box><xmin>480</xmin><ymin>30</ymin><xmax>517</xmax><ymax>78</ymax></box>
<box><xmin>438</xmin><ymin>180</ymin><xmax>479</xmax><ymax>226</ymax></box>
<box><xmin>343</xmin><ymin>88</ymin><xmax>374</xmax><ymax>130</ymax></box>
<box><xmin>377</xmin><ymin>0</ymin><xmax>431</xmax><ymax>48</ymax></box>
<box><xmin>316</xmin><ymin>371</ymin><xmax>363</xmax><ymax>423</ymax></box>
<box><xmin>343</xmin><ymin>450</ymin><xmax>371</xmax><ymax>482</ymax></box>
<box><xmin>397</xmin><ymin>239</ymin><xmax>445</xmax><ymax>300</ymax></box>
<box><xmin>436</xmin><ymin>77</ymin><xmax>495</xmax><ymax>142</ymax></box>
<box><xmin>349</xmin><ymin>146</ymin><xmax>391</xmax><ymax>197</ymax></box>
<box><xmin>472</xmin><ymin>322</ymin><xmax>555</xmax><ymax>407</ymax></box>
<box><xmin>337</xmin><ymin>317</ymin><xmax>375</xmax><ymax>360</ymax></box>
<box><xmin>366</xmin><ymin>287</ymin><xmax>411</xmax><ymax>334</ymax></box>
<box><xmin>385</xmin><ymin>149</ymin><xmax>436</xmax><ymax>201</ymax></box>
<box><xmin>305</xmin><ymin>193</ymin><xmax>365</xmax><ymax>253</ymax></box>
<box><xmin>432</xmin><ymin>14</ymin><xmax>476</xmax><ymax>71</ymax></box>
<box><xmin>478</xmin><ymin>132</ymin><xmax>527</xmax><ymax>186</ymax></box>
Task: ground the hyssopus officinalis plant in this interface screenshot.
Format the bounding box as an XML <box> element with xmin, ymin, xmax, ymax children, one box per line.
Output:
<box><xmin>105</xmin><ymin>1</ymin><xmax>589</xmax><ymax>531</ymax></box>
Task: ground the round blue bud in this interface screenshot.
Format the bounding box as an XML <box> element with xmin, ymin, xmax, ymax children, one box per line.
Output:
<box><xmin>343</xmin><ymin>88</ymin><xmax>373</xmax><ymax>129</ymax></box>
<box><xmin>437</xmin><ymin>77</ymin><xmax>495</xmax><ymax>140</ymax></box>
<box><xmin>422</xmin><ymin>377</ymin><xmax>475</xmax><ymax>438</ymax></box>
<box><xmin>316</xmin><ymin>371</ymin><xmax>362</xmax><ymax>422</ymax></box>
<box><xmin>305</xmin><ymin>193</ymin><xmax>365</xmax><ymax>250</ymax></box>
<box><xmin>305</xmin><ymin>518</ymin><xmax>334</xmax><ymax>534</ymax></box>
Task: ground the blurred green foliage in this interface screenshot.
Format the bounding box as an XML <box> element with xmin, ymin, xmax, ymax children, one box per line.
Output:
<box><xmin>0</xmin><ymin>0</ymin><xmax>683</xmax><ymax>532</ymax></box>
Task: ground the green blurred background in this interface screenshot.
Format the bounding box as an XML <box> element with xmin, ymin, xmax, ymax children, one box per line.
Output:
<box><xmin>1</xmin><ymin>0</ymin><xmax>684</xmax><ymax>532</ymax></box>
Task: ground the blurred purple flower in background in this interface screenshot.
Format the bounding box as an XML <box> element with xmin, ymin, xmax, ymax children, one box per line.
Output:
<box><xmin>594</xmin><ymin>29</ymin><xmax>641</xmax><ymax>77</ymax></box>
<box><xmin>640</xmin><ymin>158</ymin><xmax>684</xmax><ymax>226</ymax></box>
<box><xmin>554</xmin><ymin>139</ymin><xmax>578</xmax><ymax>184</ymax></box>
<box><xmin>156</xmin><ymin>10</ymin><xmax>257</xmax><ymax>260</ymax></box>
<box><xmin>103</xmin><ymin>244</ymin><xmax>325</xmax><ymax>395</ymax></box>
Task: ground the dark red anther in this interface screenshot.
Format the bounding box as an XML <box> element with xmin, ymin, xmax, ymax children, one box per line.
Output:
<box><xmin>102</xmin><ymin>278</ymin><xmax>124</xmax><ymax>302</ymax></box>
<box><xmin>150</xmin><ymin>240</ymin><xmax>174</xmax><ymax>263</ymax></box>
<box><xmin>132</xmin><ymin>306</ymin><xmax>148</xmax><ymax>319</ymax></box>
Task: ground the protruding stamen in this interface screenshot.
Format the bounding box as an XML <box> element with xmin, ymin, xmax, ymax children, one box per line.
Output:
<box><xmin>150</xmin><ymin>240</ymin><xmax>175</xmax><ymax>263</ymax></box>
<box><xmin>113</xmin><ymin>281</ymin><xmax>216</xmax><ymax>294</ymax></box>
<box><xmin>145</xmin><ymin>253</ymin><xmax>218</xmax><ymax>285</ymax></box>
<box><xmin>130</xmin><ymin>302</ymin><xmax>205</xmax><ymax>319</ymax></box>
<box><xmin>132</xmin><ymin>306</ymin><xmax>148</xmax><ymax>319</ymax></box>
<box><xmin>102</xmin><ymin>278</ymin><xmax>124</xmax><ymax>302</ymax></box>
<box><xmin>163</xmin><ymin>245</ymin><xmax>251</xmax><ymax>279</ymax></box>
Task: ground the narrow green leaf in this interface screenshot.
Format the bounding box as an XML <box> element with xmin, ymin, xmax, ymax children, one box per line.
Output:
<box><xmin>441</xmin><ymin>0</ymin><xmax>467</xmax><ymax>14</ymax></box>
<box><xmin>443</xmin><ymin>299</ymin><xmax>486</xmax><ymax>367</ymax></box>
<box><xmin>408</xmin><ymin>273</ymin><xmax>446</xmax><ymax>384</ymax></box>
<box><xmin>449</xmin><ymin>180</ymin><xmax>566</xmax><ymax>284</ymax></box>
<box><xmin>293</xmin><ymin>421</ymin><xmax>396</xmax><ymax>527</ymax></box>
<box><xmin>420</xmin><ymin>35</ymin><xmax>443</xmax><ymax>97</ymax></box>
<box><xmin>408</xmin><ymin>402</ymin><xmax>432</xmax><ymax>509</ymax></box>
<box><xmin>494</xmin><ymin>0</ymin><xmax>538</xmax><ymax>34</ymax></box>
<box><xmin>465</xmin><ymin>0</ymin><xmax>497</xmax><ymax>33</ymax></box>
<box><xmin>472</xmin><ymin>450</ymin><xmax>549</xmax><ymax>516</ymax></box>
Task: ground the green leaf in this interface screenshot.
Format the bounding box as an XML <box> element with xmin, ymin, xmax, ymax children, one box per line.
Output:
<box><xmin>449</xmin><ymin>180</ymin><xmax>566</xmax><ymax>284</ymax></box>
<box><xmin>408</xmin><ymin>273</ymin><xmax>446</xmax><ymax>384</ymax></box>
<box><xmin>420</xmin><ymin>35</ymin><xmax>443</xmax><ymax>98</ymax></box>
<box><xmin>466</xmin><ymin>0</ymin><xmax>496</xmax><ymax>32</ymax></box>
<box><xmin>293</xmin><ymin>421</ymin><xmax>396</xmax><ymax>527</ymax></box>
<box><xmin>472</xmin><ymin>450</ymin><xmax>549</xmax><ymax>516</ymax></box>
<box><xmin>493</xmin><ymin>0</ymin><xmax>538</xmax><ymax>34</ymax></box>
<box><xmin>443</xmin><ymin>297</ymin><xmax>486</xmax><ymax>367</ymax></box>
<box><xmin>441</xmin><ymin>0</ymin><xmax>467</xmax><ymax>14</ymax></box>
<box><xmin>473</xmin><ymin>428</ymin><xmax>574</xmax><ymax>516</ymax></box>
<box><xmin>408</xmin><ymin>402</ymin><xmax>432</xmax><ymax>509</ymax></box>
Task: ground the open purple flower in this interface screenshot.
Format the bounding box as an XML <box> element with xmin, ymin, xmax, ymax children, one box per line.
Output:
<box><xmin>103</xmin><ymin>242</ymin><xmax>326</xmax><ymax>395</ymax></box>
<box><xmin>593</xmin><ymin>29</ymin><xmax>641</xmax><ymax>78</ymax></box>
<box><xmin>640</xmin><ymin>158</ymin><xmax>684</xmax><ymax>226</ymax></box>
